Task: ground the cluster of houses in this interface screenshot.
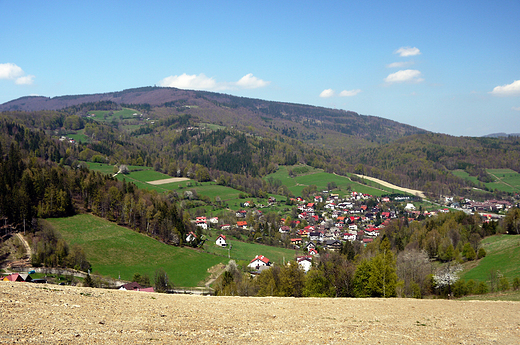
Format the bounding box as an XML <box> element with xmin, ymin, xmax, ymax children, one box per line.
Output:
<box><xmin>2</xmin><ymin>272</ymin><xmax>46</xmax><ymax>283</ymax></box>
<box><xmin>59</xmin><ymin>136</ymin><xmax>76</xmax><ymax>144</ymax></box>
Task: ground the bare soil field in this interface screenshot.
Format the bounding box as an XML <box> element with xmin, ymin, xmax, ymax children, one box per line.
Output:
<box><xmin>147</xmin><ymin>177</ymin><xmax>191</xmax><ymax>185</ymax></box>
<box><xmin>355</xmin><ymin>174</ymin><xmax>426</xmax><ymax>199</ymax></box>
<box><xmin>1</xmin><ymin>282</ymin><xmax>519</xmax><ymax>344</ymax></box>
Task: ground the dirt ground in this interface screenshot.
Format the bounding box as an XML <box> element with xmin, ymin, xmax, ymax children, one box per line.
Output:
<box><xmin>354</xmin><ymin>174</ymin><xmax>426</xmax><ymax>199</ymax></box>
<box><xmin>147</xmin><ymin>177</ymin><xmax>191</xmax><ymax>185</ymax></box>
<box><xmin>1</xmin><ymin>282</ymin><xmax>519</xmax><ymax>344</ymax></box>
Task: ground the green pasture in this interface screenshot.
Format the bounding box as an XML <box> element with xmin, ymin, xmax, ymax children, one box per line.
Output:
<box><xmin>46</xmin><ymin>214</ymin><xmax>226</xmax><ymax>287</ymax></box>
<box><xmin>265</xmin><ymin>165</ymin><xmax>399</xmax><ymax>198</ymax></box>
<box><xmin>85</xmin><ymin>162</ymin><xmax>153</xmax><ymax>175</ymax></box>
<box><xmin>88</xmin><ymin>108</ymin><xmax>141</xmax><ymax>121</ymax></box>
<box><xmin>461</xmin><ymin>234</ymin><xmax>520</xmax><ymax>284</ymax></box>
<box><xmin>65</xmin><ymin>130</ymin><xmax>91</xmax><ymax>143</ymax></box>
<box><xmin>452</xmin><ymin>168</ymin><xmax>520</xmax><ymax>193</ymax></box>
<box><xmin>202</xmin><ymin>238</ymin><xmax>297</xmax><ymax>266</ymax></box>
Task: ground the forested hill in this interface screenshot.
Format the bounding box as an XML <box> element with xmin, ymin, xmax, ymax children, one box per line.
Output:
<box><xmin>2</xmin><ymin>87</ymin><xmax>520</xmax><ymax>200</ymax></box>
<box><xmin>0</xmin><ymin>86</ymin><xmax>426</xmax><ymax>147</ymax></box>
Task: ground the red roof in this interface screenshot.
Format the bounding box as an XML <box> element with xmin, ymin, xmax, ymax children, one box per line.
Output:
<box><xmin>3</xmin><ymin>273</ymin><xmax>24</xmax><ymax>282</ymax></box>
<box><xmin>217</xmin><ymin>234</ymin><xmax>226</xmax><ymax>240</ymax></box>
<box><xmin>250</xmin><ymin>255</ymin><xmax>270</xmax><ymax>264</ymax></box>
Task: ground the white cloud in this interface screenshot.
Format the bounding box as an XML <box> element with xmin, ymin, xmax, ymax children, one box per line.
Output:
<box><xmin>384</xmin><ymin>69</ymin><xmax>424</xmax><ymax>84</ymax></box>
<box><xmin>489</xmin><ymin>80</ymin><xmax>520</xmax><ymax>96</ymax></box>
<box><xmin>158</xmin><ymin>73</ymin><xmax>270</xmax><ymax>91</ymax></box>
<box><xmin>15</xmin><ymin>75</ymin><xmax>35</xmax><ymax>85</ymax></box>
<box><xmin>0</xmin><ymin>63</ymin><xmax>24</xmax><ymax>79</ymax></box>
<box><xmin>0</xmin><ymin>63</ymin><xmax>34</xmax><ymax>85</ymax></box>
<box><xmin>319</xmin><ymin>89</ymin><xmax>335</xmax><ymax>98</ymax></box>
<box><xmin>158</xmin><ymin>73</ymin><xmax>218</xmax><ymax>90</ymax></box>
<box><xmin>339</xmin><ymin>89</ymin><xmax>361</xmax><ymax>97</ymax></box>
<box><xmin>235</xmin><ymin>73</ymin><xmax>270</xmax><ymax>89</ymax></box>
<box><xmin>386</xmin><ymin>61</ymin><xmax>414</xmax><ymax>68</ymax></box>
<box><xmin>394</xmin><ymin>47</ymin><xmax>421</xmax><ymax>57</ymax></box>
<box><xmin>512</xmin><ymin>106</ymin><xmax>520</xmax><ymax>111</ymax></box>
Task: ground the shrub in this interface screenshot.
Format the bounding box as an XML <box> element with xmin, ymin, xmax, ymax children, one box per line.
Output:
<box><xmin>499</xmin><ymin>277</ymin><xmax>510</xmax><ymax>291</ymax></box>
<box><xmin>475</xmin><ymin>281</ymin><xmax>489</xmax><ymax>294</ymax></box>
<box><xmin>466</xmin><ymin>279</ymin><xmax>476</xmax><ymax>295</ymax></box>
<box><xmin>411</xmin><ymin>282</ymin><xmax>422</xmax><ymax>299</ymax></box>
<box><xmin>512</xmin><ymin>277</ymin><xmax>520</xmax><ymax>291</ymax></box>
<box><xmin>477</xmin><ymin>247</ymin><xmax>487</xmax><ymax>259</ymax></box>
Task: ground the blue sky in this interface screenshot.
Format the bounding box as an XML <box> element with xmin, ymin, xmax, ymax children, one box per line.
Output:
<box><xmin>1</xmin><ymin>0</ymin><xmax>519</xmax><ymax>136</ymax></box>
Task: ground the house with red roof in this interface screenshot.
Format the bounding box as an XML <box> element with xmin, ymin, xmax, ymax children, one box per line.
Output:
<box><xmin>186</xmin><ymin>231</ymin><xmax>197</xmax><ymax>243</ymax></box>
<box><xmin>308</xmin><ymin>248</ymin><xmax>318</xmax><ymax>256</ymax></box>
<box><xmin>297</xmin><ymin>256</ymin><xmax>313</xmax><ymax>272</ymax></box>
<box><xmin>2</xmin><ymin>273</ymin><xmax>25</xmax><ymax>282</ymax></box>
<box><xmin>248</xmin><ymin>255</ymin><xmax>271</xmax><ymax>269</ymax></box>
<box><xmin>216</xmin><ymin>234</ymin><xmax>227</xmax><ymax>247</ymax></box>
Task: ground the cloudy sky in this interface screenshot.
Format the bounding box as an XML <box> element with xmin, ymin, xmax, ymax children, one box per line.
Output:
<box><xmin>1</xmin><ymin>1</ymin><xmax>519</xmax><ymax>136</ymax></box>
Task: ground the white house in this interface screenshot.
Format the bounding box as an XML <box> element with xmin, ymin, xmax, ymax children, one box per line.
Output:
<box><xmin>215</xmin><ymin>234</ymin><xmax>227</xmax><ymax>247</ymax></box>
<box><xmin>297</xmin><ymin>256</ymin><xmax>313</xmax><ymax>273</ymax></box>
<box><xmin>248</xmin><ymin>255</ymin><xmax>271</xmax><ymax>269</ymax></box>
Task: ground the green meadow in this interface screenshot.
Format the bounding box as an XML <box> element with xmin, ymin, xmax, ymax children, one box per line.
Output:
<box><xmin>265</xmin><ymin>165</ymin><xmax>402</xmax><ymax>197</ymax></box>
<box><xmin>202</xmin><ymin>237</ymin><xmax>298</xmax><ymax>266</ymax></box>
<box><xmin>88</xmin><ymin>108</ymin><xmax>141</xmax><ymax>121</ymax></box>
<box><xmin>46</xmin><ymin>214</ymin><xmax>226</xmax><ymax>287</ymax></box>
<box><xmin>461</xmin><ymin>234</ymin><xmax>520</xmax><ymax>284</ymax></box>
<box><xmin>452</xmin><ymin>168</ymin><xmax>520</xmax><ymax>193</ymax></box>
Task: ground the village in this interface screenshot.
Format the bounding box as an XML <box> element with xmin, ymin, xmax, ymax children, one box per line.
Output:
<box><xmin>186</xmin><ymin>190</ymin><xmax>516</xmax><ymax>274</ymax></box>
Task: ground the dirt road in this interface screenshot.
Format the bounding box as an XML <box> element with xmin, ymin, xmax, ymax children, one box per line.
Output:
<box><xmin>1</xmin><ymin>282</ymin><xmax>519</xmax><ymax>344</ymax></box>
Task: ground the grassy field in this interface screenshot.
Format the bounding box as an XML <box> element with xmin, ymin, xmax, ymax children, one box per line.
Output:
<box><xmin>88</xmin><ymin>108</ymin><xmax>141</xmax><ymax>121</ymax></box>
<box><xmin>452</xmin><ymin>168</ymin><xmax>520</xmax><ymax>193</ymax></box>
<box><xmin>461</xmin><ymin>234</ymin><xmax>520</xmax><ymax>284</ymax></box>
<box><xmin>46</xmin><ymin>214</ymin><xmax>226</xmax><ymax>287</ymax></box>
<box><xmin>65</xmin><ymin>130</ymin><xmax>91</xmax><ymax>143</ymax></box>
<box><xmin>459</xmin><ymin>289</ymin><xmax>520</xmax><ymax>301</ymax></box>
<box><xmin>265</xmin><ymin>165</ymin><xmax>401</xmax><ymax>197</ymax></box>
<box><xmin>202</xmin><ymin>237</ymin><xmax>298</xmax><ymax>266</ymax></box>
<box><xmin>85</xmin><ymin>162</ymin><xmax>154</xmax><ymax>175</ymax></box>
<box><xmin>85</xmin><ymin>162</ymin><xmax>288</xmax><ymax>213</ymax></box>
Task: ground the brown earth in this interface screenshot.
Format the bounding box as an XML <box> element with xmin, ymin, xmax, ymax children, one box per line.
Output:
<box><xmin>1</xmin><ymin>281</ymin><xmax>519</xmax><ymax>344</ymax></box>
<box><xmin>147</xmin><ymin>177</ymin><xmax>191</xmax><ymax>185</ymax></box>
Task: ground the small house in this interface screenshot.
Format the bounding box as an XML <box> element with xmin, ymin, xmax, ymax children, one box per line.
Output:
<box><xmin>216</xmin><ymin>234</ymin><xmax>227</xmax><ymax>247</ymax></box>
<box><xmin>248</xmin><ymin>255</ymin><xmax>271</xmax><ymax>269</ymax></box>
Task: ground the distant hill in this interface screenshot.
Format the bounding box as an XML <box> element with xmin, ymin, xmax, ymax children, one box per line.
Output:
<box><xmin>0</xmin><ymin>86</ymin><xmax>427</xmax><ymax>147</ymax></box>
<box><xmin>483</xmin><ymin>133</ymin><xmax>520</xmax><ymax>138</ymax></box>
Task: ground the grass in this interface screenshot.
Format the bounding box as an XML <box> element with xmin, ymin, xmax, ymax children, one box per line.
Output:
<box><xmin>452</xmin><ymin>168</ymin><xmax>520</xmax><ymax>193</ymax></box>
<box><xmin>461</xmin><ymin>234</ymin><xmax>520</xmax><ymax>284</ymax></box>
<box><xmin>458</xmin><ymin>289</ymin><xmax>520</xmax><ymax>301</ymax></box>
<box><xmin>202</xmin><ymin>237</ymin><xmax>298</xmax><ymax>265</ymax></box>
<box><xmin>88</xmin><ymin>108</ymin><xmax>141</xmax><ymax>121</ymax></box>
<box><xmin>65</xmin><ymin>130</ymin><xmax>91</xmax><ymax>143</ymax></box>
<box><xmin>265</xmin><ymin>165</ymin><xmax>401</xmax><ymax>198</ymax></box>
<box><xmin>46</xmin><ymin>214</ymin><xmax>226</xmax><ymax>287</ymax></box>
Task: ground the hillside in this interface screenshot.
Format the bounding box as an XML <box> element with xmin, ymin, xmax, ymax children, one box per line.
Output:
<box><xmin>2</xmin><ymin>87</ymin><xmax>520</xmax><ymax>201</ymax></box>
<box><xmin>0</xmin><ymin>86</ymin><xmax>427</xmax><ymax>148</ymax></box>
<box><xmin>2</xmin><ymin>282</ymin><xmax>519</xmax><ymax>344</ymax></box>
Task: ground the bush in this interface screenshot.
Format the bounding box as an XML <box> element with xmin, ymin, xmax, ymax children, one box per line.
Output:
<box><xmin>452</xmin><ymin>280</ymin><xmax>468</xmax><ymax>298</ymax></box>
<box><xmin>477</xmin><ymin>247</ymin><xmax>487</xmax><ymax>259</ymax></box>
<box><xmin>154</xmin><ymin>268</ymin><xmax>173</xmax><ymax>293</ymax></box>
<box><xmin>466</xmin><ymin>279</ymin><xmax>476</xmax><ymax>295</ymax></box>
<box><xmin>411</xmin><ymin>282</ymin><xmax>422</xmax><ymax>299</ymax></box>
<box><xmin>499</xmin><ymin>277</ymin><xmax>510</xmax><ymax>291</ymax></box>
<box><xmin>513</xmin><ymin>277</ymin><xmax>520</xmax><ymax>291</ymax></box>
<box><xmin>475</xmin><ymin>281</ymin><xmax>489</xmax><ymax>294</ymax></box>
